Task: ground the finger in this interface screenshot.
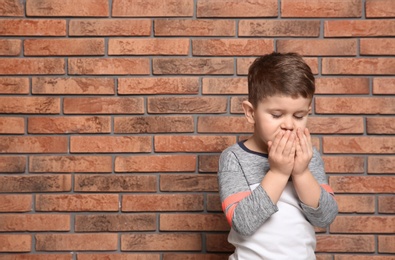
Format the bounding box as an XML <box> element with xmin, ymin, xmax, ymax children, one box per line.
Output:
<box><xmin>296</xmin><ymin>128</ymin><xmax>306</xmax><ymax>153</ymax></box>
<box><xmin>271</xmin><ymin>130</ymin><xmax>285</xmax><ymax>154</ymax></box>
<box><xmin>283</xmin><ymin>131</ymin><xmax>295</xmax><ymax>156</ymax></box>
<box><xmin>267</xmin><ymin>141</ymin><xmax>272</xmax><ymax>153</ymax></box>
<box><xmin>277</xmin><ymin>130</ymin><xmax>291</xmax><ymax>154</ymax></box>
<box><xmin>304</xmin><ymin>128</ymin><xmax>313</xmax><ymax>152</ymax></box>
<box><xmin>295</xmin><ymin>138</ymin><xmax>302</xmax><ymax>156</ymax></box>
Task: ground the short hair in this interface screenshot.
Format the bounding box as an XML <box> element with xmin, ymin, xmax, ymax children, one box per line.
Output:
<box><xmin>247</xmin><ymin>52</ymin><xmax>315</xmax><ymax>107</ymax></box>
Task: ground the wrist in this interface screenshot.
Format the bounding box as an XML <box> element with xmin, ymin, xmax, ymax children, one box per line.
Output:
<box><xmin>292</xmin><ymin>168</ymin><xmax>310</xmax><ymax>177</ymax></box>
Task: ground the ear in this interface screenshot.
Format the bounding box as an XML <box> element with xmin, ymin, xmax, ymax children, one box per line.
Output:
<box><xmin>242</xmin><ymin>100</ymin><xmax>255</xmax><ymax>124</ymax></box>
<box><xmin>308</xmin><ymin>105</ymin><xmax>312</xmax><ymax>115</ymax></box>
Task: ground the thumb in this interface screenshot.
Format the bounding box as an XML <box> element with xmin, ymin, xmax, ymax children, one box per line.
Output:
<box><xmin>267</xmin><ymin>141</ymin><xmax>272</xmax><ymax>152</ymax></box>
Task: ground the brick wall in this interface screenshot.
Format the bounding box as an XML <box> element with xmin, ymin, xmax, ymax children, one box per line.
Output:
<box><xmin>0</xmin><ymin>0</ymin><xmax>394</xmax><ymax>259</ymax></box>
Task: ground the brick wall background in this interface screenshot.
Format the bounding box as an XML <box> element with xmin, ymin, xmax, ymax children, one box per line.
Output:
<box><xmin>0</xmin><ymin>0</ymin><xmax>394</xmax><ymax>259</ymax></box>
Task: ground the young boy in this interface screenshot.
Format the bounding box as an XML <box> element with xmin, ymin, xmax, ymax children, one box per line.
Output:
<box><xmin>218</xmin><ymin>52</ymin><xmax>338</xmax><ymax>259</ymax></box>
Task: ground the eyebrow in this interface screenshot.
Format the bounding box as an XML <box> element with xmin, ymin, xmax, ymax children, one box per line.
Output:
<box><xmin>268</xmin><ymin>109</ymin><xmax>309</xmax><ymax>113</ymax></box>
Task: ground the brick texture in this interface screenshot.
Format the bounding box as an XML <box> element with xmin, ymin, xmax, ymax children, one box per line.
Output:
<box><xmin>0</xmin><ymin>0</ymin><xmax>393</xmax><ymax>258</ymax></box>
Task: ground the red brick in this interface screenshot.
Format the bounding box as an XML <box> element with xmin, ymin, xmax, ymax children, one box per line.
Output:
<box><xmin>366</xmin><ymin>0</ymin><xmax>395</xmax><ymax>17</ymax></box>
<box><xmin>0</xmin><ymin>58</ymin><xmax>65</xmax><ymax>75</ymax></box>
<box><xmin>379</xmin><ymin>196</ymin><xmax>395</xmax><ymax>213</ymax></box>
<box><xmin>335</xmin><ymin>256</ymin><xmax>394</xmax><ymax>260</ymax></box>
<box><xmin>0</xmin><ymin>235</ymin><xmax>31</xmax><ymax>252</ymax></box>
<box><xmin>207</xmin><ymin>194</ymin><xmax>222</xmax><ymax>211</ymax></box>
<box><xmin>122</xmin><ymin>194</ymin><xmax>204</xmax><ymax>212</ymax></box>
<box><xmin>64</xmin><ymin>97</ymin><xmax>144</xmax><ymax>114</ymax></box>
<box><xmin>277</xmin><ymin>39</ymin><xmax>357</xmax><ymax>56</ymax></box>
<box><xmin>367</xmin><ymin>117</ymin><xmax>395</xmax><ymax>134</ymax></box>
<box><xmin>0</xmin><ymin>0</ymin><xmax>24</xmax><ymax>16</ymax></box>
<box><xmin>121</xmin><ymin>234</ymin><xmax>201</xmax><ymax>251</ymax></box>
<box><xmin>0</xmin><ymin>255</ymin><xmax>72</xmax><ymax>260</ymax></box>
<box><xmin>368</xmin><ymin>156</ymin><xmax>395</xmax><ymax>174</ymax></box>
<box><xmin>330</xmin><ymin>176</ymin><xmax>394</xmax><ymax>193</ymax></box>
<box><xmin>25</xmin><ymin>39</ymin><xmax>104</xmax><ymax>56</ymax></box>
<box><xmin>206</xmin><ymin>234</ymin><xmax>234</xmax><ymax>252</ymax></box>
<box><xmin>160</xmin><ymin>174</ymin><xmax>218</xmax><ymax>192</ymax></box>
<box><xmin>323</xmin><ymin>137</ymin><xmax>395</xmax><ymax>154</ymax></box>
<box><xmin>198</xmin><ymin>116</ymin><xmax>253</xmax><ymax>133</ymax></box>
<box><xmin>0</xmin><ymin>78</ymin><xmax>29</xmax><ymax>94</ymax></box>
<box><xmin>197</xmin><ymin>0</ymin><xmax>277</xmax><ymax>17</ymax></box>
<box><xmin>324</xmin><ymin>20</ymin><xmax>395</xmax><ymax>37</ymax></box>
<box><xmin>160</xmin><ymin>214</ymin><xmax>229</xmax><ymax>231</ymax></box>
<box><xmin>153</xmin><ymin>58</ymin><xmax>234</xmax><ymax>75</ymax></box>
<box><xmin>316</xmin><ymin>255</ymin><xmax>333</xmax><ymax>260</ymax></box>
<box><xmin>32</xmin><ymin>77</ymin><xmax>115</xmax><ymax>95</ymax></box>
<box><xmin>75</xmin><ymin>214</ymin><xmax>156</xmax><ymax>232</ymax></box>
<box><xmin>373</xmin><ymin>78</ymin><xmax>395</xmax><ymax>94</ymax></box>
<box><xmin>230</xmin><ymin>96</ymin><xmax>247</xmax><ymax>113</ymax></box>
<box><xmin>0</xmin><ymin>156</ymin><xmax>26</xmax><ymax>173</ymax></box>
<box><xmin>115</xmin><ymin>155</ymin><xmax>196</xmax><ymax>172</ymax></box>
<box><xmin>109</xmin><ymin>38</ymin><xmax>189</xmax><ymax>56</ymax></box>
<box><xmin>315</xmin><ymin>77</ymin><xmax>370</xmax><ymax>94</ymax></box>
<box><xmin>322</xmin><ymin>156</ymin><xmax>365</xmax><ymax>173</ymax></box>
<box><xmin>36</xmin><ymin>194</ymin><xmax>118</xmax><ymax>211</ymax></box>
<box><xmin>77</xmin><ymin>254</ymin><xmax>160</xmax><ymax>260</ymax></box>
<box><xmin>0</xmin><ymin>97</ymin><xmax>60</xmax><ymax>114</ymax></box>
<box><xmin>0</xmin><ymin>214</ymin><xmax>69</xmax><ymax>231</ymax></box>
<box><xmin>0</xmin><ymin>19</ymin><xmax>66</xmax><ymax>36</ymax></box>
<box><xmin>74</xmin><ymin>174</ymin><xmax>157</xmax><ymax>192</ymax></box>
<box><xmin>199</xmin><ymin>155</ymin><xmax>220</xmax><ymax>173</ymax></box>
<box><xmin>316</xmin><ymin>235</ymin><xmax>374</xmax><ymax>252</ymax></box>
<box><xmin>118</xmin><ymin>77</ymin><xmax>199</xmax><ymax>94</ymax></box>
<box><xmin>360</xmin><ymin>39</ymin><xmax>395</xmax><ymax>55</ymax></box>
<box><xmin>35</xmin><ymin>234</ymin><xmax>117</xmax><ymax>251</ymax></box>
<box><xmin>29</xmin><ymin>155</ymin><xmax>112</xmax><ymax>173</ymax></box>
<box><xmin>69</xmin><ymin>19</ymin><xmax>151</xmax><ymax>36</ymax></box>
<box><xmin>316</xmin><ymin>97</ymin><xmax>395</xmax><ymax>114</ymax></box>
<box><xmin>202</xmin><ymin>78</ymin><xmax>247</xmax><ymax>94</ymax></box>
<box><xmin>148</xmin><ymin>97</ymin><xmax>227</xmax><ymax>114</ymax></box>
<box><xmin>239</xmin><ymin>20</ymin><xmax>320</xmax><ymax>37</ymax></box>
<box><xmin>26</xmin><ymin>0</ymin><xmax>109</xmax><ymax>16</ymax></box>
<box><xmin>308</xmin><ymin>117</ymin><xmax>364</xmax><ymax>134</ymax></box>
<box><xmin>163</xmin><ymin>254</ymin><xmax>229</xmax><ymax>260</ymax></box>
<box><xmin>281</xmin><ymin>0</ymin><xmax>361</xmax><ymax>17</ymax></box>
<box><xmin>70</xmin><ymin>136</ymin><xmax>151</xmax><ymax>153</ymax></box>
<box><xmin>154</xmin><ymin>19</ymin><xmax>235</xmax><ymax>36</ymax></box>
<box><xmin>0</xmin><ymin>174</ymin><xmax>71</xmax><ymax>193</ymax></box>
<box><xmin>0</xmin><ymin>39</ymin><xmax>21</xmax><ymax>56</ymax></box>
<box><xmin>0</xmin><ymin>195</ymin><xmax>32</xmax><ymax>212</ymax></box>
<box><xmin>0</xmin><ymin>136</ymin><xmax>67</xmax><ymax>153</ymax></box>
<box><xmin>330</xmin><ymin>216</ymin><xmax>395</xmax><ymax>233</ymax></box>
<box><xmin>0</xmin><ymin>117</ymin><xmax>24</xmax><ymax>134</ymax></box>
<box><xmin>112</xmin><ymin>0</ymin><xmax>193</xmax><ymax>17</ymax></box>
<box><xmin>323</xmin><ymin>58</ymin><xmax>395</xmax><ymax>75</ymax></box>
<box><xmin>68</xmin><ymin>58</ymin><xmax>149</xmax><ymax>75</ymax></box>
<box><xmin>155</xmin><ymin>136</ymin><xmax>235</xmax><ymax>152</ymax></box>
<box><xmin>336</xmin><ymin>195</ymin><xmax>375</xmax><ymax>213</ymax></box>
<box><xmin>378</xmin><ymin>236</ymin><xmax>395</xmax><ymax>253</ymax></box>
<box><xmin>193</xmin><ymin>39</ymin><xmax>274</xmax><ymax>56</ymax></box>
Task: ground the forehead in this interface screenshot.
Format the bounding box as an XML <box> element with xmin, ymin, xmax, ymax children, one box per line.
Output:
<box><xmin>257</xmin><ymin>95</ymin><xmax>312</xmax><ymax>111</ymax></box>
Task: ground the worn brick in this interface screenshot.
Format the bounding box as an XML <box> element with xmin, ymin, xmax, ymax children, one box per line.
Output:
<box><xmin>197</xmin><ymin>0</ymin><xmax>277</xmax><ymax>17</ymax></box>
<box><xmin>277</xmin><ymin>39</ymin><xmax>357</xmax><ymax>56</ymax></box>
<box><xmin>0</xmin><ymin>195</ymin><xmax>32</xmax><ymax>212</ymax></box>
<box><xmin>315</xmin><ymin>77</ymin><xmax>370</xmax><ymax>94</ymax></box>
<box><xmin>0</xmin><ymin>19</ymin><xmax>66</xmax><ymax>36</ymax></box>
<box><xmin>206</xmin><ymin>234</ymin><xmax>234</xmax><ymax>252</ymax></box>
<box><xmin>0</xmin><ymin>39</ymin><xmax>21</xmax><ymax>56</ymax></box>
<box><xmin>0</xmin><ymin>136</ymin><xmax>67</xmax><ymax>153</ymax></box>
<box><xmin>154</xmin><ymin>19</ymin><xmax>235</xmax><ymax>36</ymax></box>
<box><xmin>360</xmin><ymin>39</ymin><xmax>395</xmax><ymax>55</ymax></box>
<box><xmin>160</xmin><ymin>174</ymin><xmax>218</xmax><ymax>192</ymax></box>
<box><xmin>0</xmin><ymin>97</ymin><xmax>60</xmax><ymax>114</ymax></box>
<box><xmin>64</xmin><ymin>97</ymin><xmax>144</xmax><ymax>114</ymax></box>
<box><xmin>121</xmin><ymin>234</ymin><xmax>201</xmax><ymax>251</ymax></box>
<box><xmin>199</xmin><ymin>155</ymin><xmax>220</xmax><ymax>173</ymax></box>
<box><xmin>323</xmin><ymin>58</ymin><xmax>395</xmax><ymax>75</ymax></box>
<box><xmin>29</xmin><ymin>155</ymin><xmax>112</xmax><ymax>173</ymax></box>
<box><xmin>336</xmin><ymin>195</ymin><xmax>375</xmax><ymax>213</ymax></box>
<box><xmin>69</xmin><ymin>19</ymin><xmax>151</xmax><ymax>36</ymax></box>
<box><xmin>379</xmin><ymin>196</ymin><xmax>395</xmax><ymax>213</ymax></box>
<box><xmin>207</xmin><ymin>194</ymin><xmax>222</xmax><ymax>211</ymax></box>
<box><xmin>239</xmin><ymin>20</ymin><xmax>320</xmax><ymax>37</ymax></box>
<box><xmin>0</xmin><ymin>156</ymin><xmax>26</xmax><ymax>173</ymax></box>
<box><xmin>115</xmin><ymin>116</ymin><xmax>194</xmax><ymax>134</ymax></box>
<box><xmin>373</xmin><ymin>78</ymin><xmax>395</xmax><ymax>94</ymax></box>
<box><xmin>122</xmin><ymin>194</ymin><xmax>204</xmax><ymax>212</ymax></box>
<box><xmin>0</xmin><ymin>254</ymin><xmax>72</xmax><ymax>260</ymax></box>
<box><xmin>281</xmin><ymin>0</ymin><xmax>361</xmax><ymax>17</ymax></box>
<box><xmin>367</xmin><ymin>117</ymin><xmax>395</xmax><ymax>134</ymax></box>
<box><xmin>155</xmin><ymin>136</ymin><xmax>235</xmax><ymax>152</ymax></box>
<box><xmin>0</xmin><ymin>214</ymin><xmax>69</xmax><ymax>231</ymax></box>
<box><xmin>74</xmin><ymin>174</ymin><xmax>157</xmax><ymax>192</ymax></box>
<box><xmin>330</xmin><ymin>216</ymin><xmax>395</xmax><ymax>233</ymax></box>
<box><xmin>323</xmin><ymin>137</ymin><xmax>395</xmax><ymax>154</ymax></box>
<box><xmin>316</xmin><ymin>97</ymin><xmax>395</xmax><ymax>114</ymax></box>
<box><xmin>193</xmin><ymin>39</ymin><xmax>274</xmax><ymax>56</ymax></box>
<box><xmin>148</xmin><ymin>97</ymin><xmax>227</xmax><ymax>114</ymax></box>
<box><xmin>26</xmin><ymin>0</ymin><xmax>108</xmax><ymax>16</ymax></box>
<box><xmin>0</xmin><ymin>235</ymin><xmax>31</xmax><ymax>252</ymax></box>
<box><xmin>115</xmin><ymin>155</ymin><xmax>196</xmax><ymax>172</ymax></box>
<box><xmin>330</xmin><ymin>176</ymin><xmax>395</xmax><ymax>193</ymax></box>
<box><xmin>70</xmin><ymin>136</ymin><xmax>151</xmax><ymax>153</ymax></box>
<box><xmin>0</xmin><ymin>78</ymin><xmax>29</xmax><ymax>94</ymax></box>
<box><xmin>0</xmin><ymin>117</ymin><xmax>24</xmax><ymax>134</ymax></box>
<box><xmin>378</xmin><ymin>236</ymin><xmax>395</xmax><ymax>253</ymax></box>
<box><xmin>25</xmin><ymin>39</ymin><xmax>104</xmax><ymax>56</ymax></box>
<box><xmin>308</xmin><ymin>117</ymin><xmax>364</xmax><ymax>134</ymax></box>
<box><xmin>35</xmin><ymin>234</ymin><xmax>117</xmax><ymax>251</ymax></box>
<box><xmin>36</xmin><ymin>194</ymin><xmax>118</xmax><ymax>211</ymax></box>
<box><xmin>118</xmin><ymin>77</ymin><xmax>199</xmax><ymax>95</ymax></box>
<box><xmin>368</xmin><ymin>156</ymin><xmax>395</xmax><ymax>174</ymax></box>
<box><xmin>153</xmin><ymin>58</ymin><xmax>234</xmax><ymax>75</ymax></box>
<box><xmin>77</xmin><ymin>254</ymin><xmax>159</xmax><ymax>260</ymax></box>
<box><xmin>316</xmin><ymin>235</ymin><xmax>374</xmax><ymax>252</ymax></box>
<box><xmin>112</xmin><ymin>0</ymin><xmax>193</xmax><ymax>17</ymax></box>
<box><xmin>366</xmin><ymin>0</ymin><xmax>395</xmax><ymax>17</ymax></box>
<box><xmin>0</xmin><ymin>0</ymin><xmax>24</xmax><ymax>16</ymax></box>
<box><xmin>202</xmin><ymin>77</ymin><xmax>247</xmax><ymax>95</ymax></box>
<box><xmin>68</xmin><ymin>58</ymin><xmax>149</xmax><ymax>75</ymax></box>
<box><xmin>0</xmin><ymin>58</ymin><xmax>65</xmax><ymax>75</ymax></box>
<box><xmin>324</xmin><ymin>20</ymin><xmax>395</xmax><ymax>37</ymax></box>
<box><xmin>163</xmin><ymin>254</ymin><xmax>229</xmax><ymax>260</ymax></box>
<box><xmin>160</xmin><ymin>214</ymin><xmax>229</xmax><ymax>231</ymax></box>
<box><xmin>335</xmin><ymin>256</ymin><xmax>395</xmax><ymax>260</ymax></box>
<box><xmin>0</xmin><ymin>174</ymin><xmax>71</xmax><ymax>193</ymax></box>
<box><xmin>322</xmin><ymin>156</ymin><xmax>365</xmax><ymax>173</ymax></box>
<box><xmin>230</xmin><ymin>96</ymin><xmax>247</xmax><ymax>114</ymax></box>
<box><xmin>198</xmin><ymin>116</ymin><xmax>253</xmax><ymax>133</ymax></box>
<box><xmin>75</xmin><ymin>214</ymin><xmax>156</xmax><ymax>232</ymax></box>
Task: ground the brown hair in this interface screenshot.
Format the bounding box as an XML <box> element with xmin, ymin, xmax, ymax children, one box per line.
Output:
<box><xmin>247</xmin><ymin>52</ymin><xmax>315</xmax><ymax>107</ymax></box>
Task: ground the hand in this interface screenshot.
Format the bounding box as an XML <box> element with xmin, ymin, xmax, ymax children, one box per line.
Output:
<box><xmin>292</xmin><ymin>128</ymin><xmax>313</xmax><ymax>176</ymax></box>
<box><xmin>267</xmin><ymin>130</ymin><xmax>296</xmax><ymax>176</ymax></box>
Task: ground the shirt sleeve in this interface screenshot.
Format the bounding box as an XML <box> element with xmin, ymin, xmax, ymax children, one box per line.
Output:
<box><xmin>218</xmin><ymin>148</ymin><xmax>278</xmax><ymax>236</ymax></box>
<box><xmin>299</xmin><ymin>148</ymin><xmax>338</xmax><ymax>228</ymax></box>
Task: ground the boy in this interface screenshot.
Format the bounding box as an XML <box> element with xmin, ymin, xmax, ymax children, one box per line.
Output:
<box><xmin>218</xmin><ymin>52</ymin><xmax>338</xmax><ymax>259</ymax></box>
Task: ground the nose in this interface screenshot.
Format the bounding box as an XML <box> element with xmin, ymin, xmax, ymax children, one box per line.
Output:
<box><xmin>280</xmin><ymin>117</ymin><xmax>294</xmax><ymax>131</ymax></box>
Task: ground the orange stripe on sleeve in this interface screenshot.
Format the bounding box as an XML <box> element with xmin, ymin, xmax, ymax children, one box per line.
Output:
<box><xmin>321</xmin><ymin>184</ymin><xmax>335</xmax><ymax>196</ymax></box>
<box><xmin>222</xmin><ymin>191</ymin><xmax>251</xmax><ymax>225</ymax></box>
